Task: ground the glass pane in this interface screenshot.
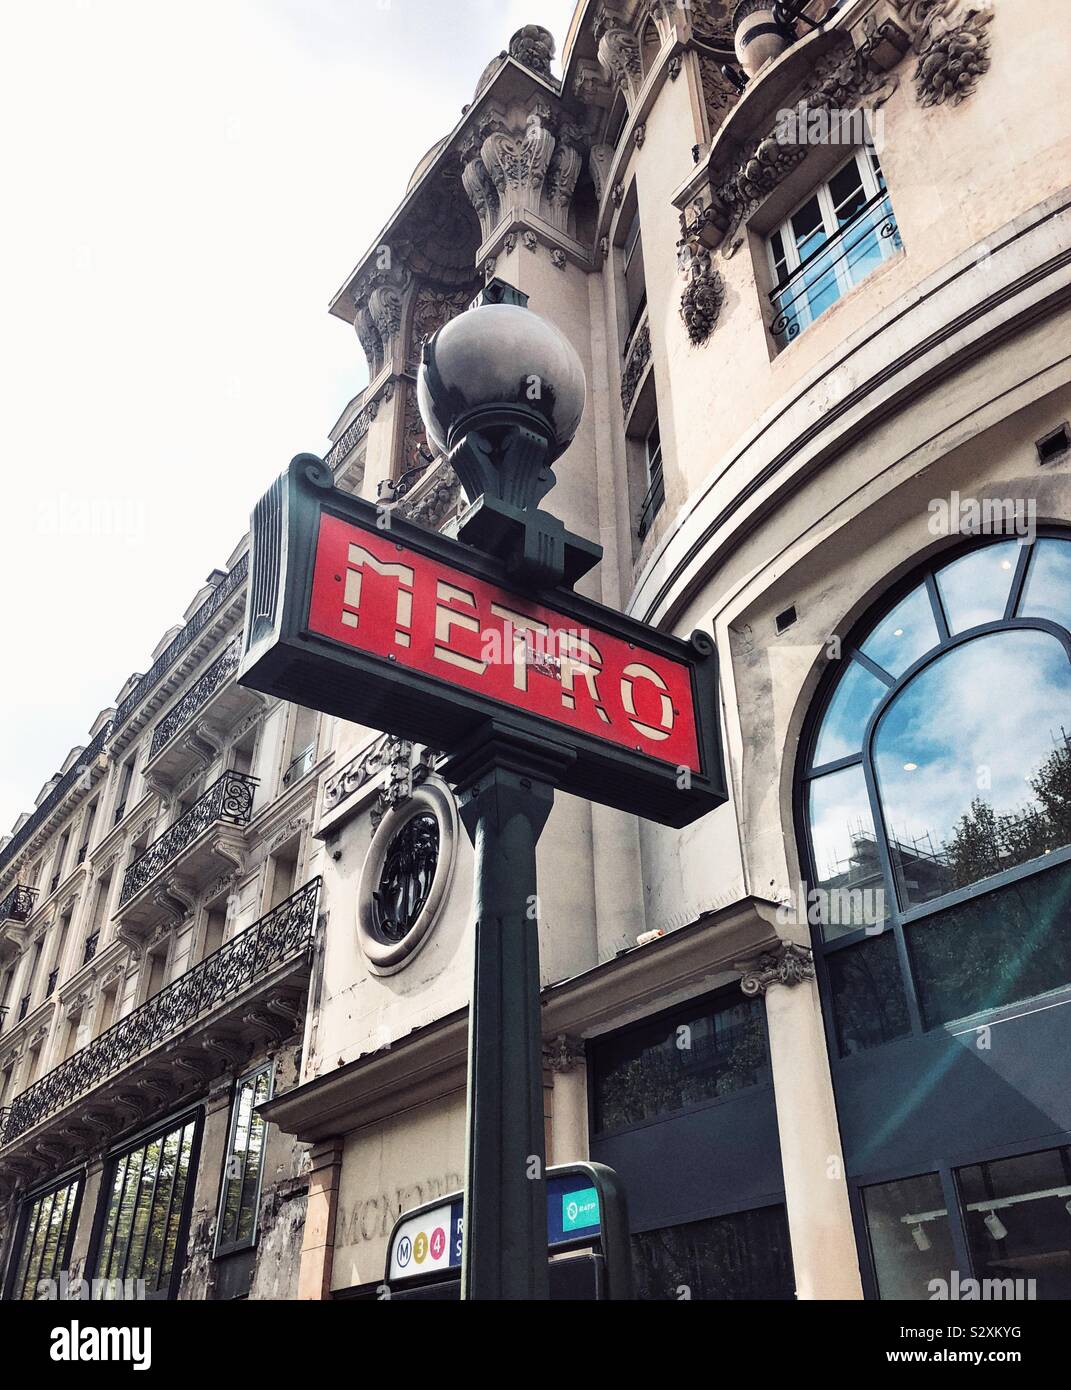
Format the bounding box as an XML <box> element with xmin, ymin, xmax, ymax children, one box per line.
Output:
<box><xmin>808</xmin><ymin>765</ymin><xmax>889</xmax><ymax>940</ymax></box>
<box><xmin>874</xmin><ymin>630</ymin><xmax>1071</xmax><ymax>907</ymax></box>
<box><xmin>863</xmin><ymin>1173</ymin><xmax>956</xmax><ymax>1299</ymax></box>
<box><xmin>125</xmin><ymin>1137</ymin><xmax>162</xmax><ymax>1281</ymax></box>
<box><xmin>909</xmin><ymin>857</ymin><xmax>1071</xmax><ymax>1027</ymax></box>
<box><xmin>632</xmin><ymin>1205</ymin><xmax>795</xmax><ymax>1300</ymax></box>
<box><xmin>592</xmin><ymin>993</ymin><xmax>768</xmax><ymax>1132</ymax></box>
<box><xmin>826</xmin><ymin>933</ymin><xmax>911</xmax><ymax>1055</ymax></box>
<box><xmin>829</xmin><ymin>158</ymin><xmax>866</xmax><ymax>219</ymax></box>
<box><xmin>936</xmin><ymin>541</ymin><xmax>1020</xmax><ymax>633</ymax></box>
<box><xmin>957</xmin><ymin>1146</ymin><xmax>1071</xmax><ymax>1300</ymax></box>
<box><xmin>108</xmin><ymin>1149</ymin><xmax>144</xmax><ymax>1281</ymax></box>
<box><xmin>96</xmin><ymin>1157</ymin><xmax>128</xmax><ymax>1283</ymax></box>
<box><xmin>1018</xmin><ymin>538</ymin><xmax>1071</xmax><ymax>629</ymax></box>
<box><xmin>158</xmin><ymin>1123</ymin><xmax>195</xmax><ymax>1294</ymax></box>
<box><xmin>860</xmin><ymin>584</ymin><xmax>939</xmax><ymax>678</ymax></box>
<box><xmin>142</xmin><ymin>1128</ymin><xmax>180</xmax><ymax>1291</ymax></box>
<box><xmin>812</xmin><ymin>659</ymin><xmax>889</xmax><ymax>767</ymax></box>
<box><xmin>20</xmin><ymin>1192</ymin><xmax>54</xmax><ymax>1299</ymax></box>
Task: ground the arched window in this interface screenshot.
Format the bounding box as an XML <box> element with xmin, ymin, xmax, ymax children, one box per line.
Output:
<box><xmin>798</xmin><ymin>534</ymin><xmax>1071</xmax><ymax>1055</ymax></box>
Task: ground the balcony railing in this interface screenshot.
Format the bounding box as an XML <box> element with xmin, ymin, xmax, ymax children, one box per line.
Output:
<box><xmin>768</xmin><ymin>188</ymin><xmax>901</xmax><ymax>347</ymax></box>
<box><xmin>46</xmin><ymin>969</ymin><xmax>58</xmax><ymax>998</ymax></box>
<box><xmin>17</xmin><ymin>994</ymin><xmax>30</xmax><ymax>1023</ymax></box>
<box><xmin>0</xmin><ymin>885</ymin><xmax>38</xmax><ymax>923</ymax></box>
<box><xmin>637</xmin><ymin>467</ymin><xmax>665</xmax><ymax>541</ymax></box>
<box><xmin>82</xmin><ymin>933</ymin><xmax>100</xmax><ymax>966</ymax></box>
<box><xmin>111</xmin><ymin>554</ymin><xmax>249</xmax><ymax>736</ymax></box>
<box><xmin>0</xmin><ymin>879</ymin><xmax>321</xmax><ymax>1149</ymax></box>
<box><xmin>0</xmin><ymin>723</ymin><xmax>110</xmax><ymax>884</ymax></box>
<box><xmin>118</xmin><ymin>770</ymin><xmax>257</xmax><ymax>910</ymax></box>
<box><xmin>282</xmin><ymin>742</ymin><xmax>316</xmax><ymax>790</ymax></box>
<box><xmin>148</xmin><ymin>641</ymin><xmax>241</xmax><ymax>762</ymax></box>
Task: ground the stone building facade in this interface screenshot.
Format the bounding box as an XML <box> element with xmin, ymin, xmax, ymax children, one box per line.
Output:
<box><xmin>2</xmin><ymin>0</ymin><xmax>1070</xmax><ymax>1301</ymax></box>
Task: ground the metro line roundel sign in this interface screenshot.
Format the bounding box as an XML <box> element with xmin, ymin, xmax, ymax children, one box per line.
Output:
<box><xmin>237</xmin><ymin>456</ymin><xmax>726</xmax><ymax>828</ymax></box>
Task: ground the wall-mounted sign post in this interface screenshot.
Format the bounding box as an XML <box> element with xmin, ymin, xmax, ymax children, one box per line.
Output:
<box><xmin>238</xmin><ymin>281</ymin><xmax>726</xmax><ymax>1299</ymax></box>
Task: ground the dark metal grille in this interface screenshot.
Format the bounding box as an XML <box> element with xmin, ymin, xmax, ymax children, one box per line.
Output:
<box><xmin>0</xmin><ymin>879</ymin><xmax>320</xmax><ymax>1149</ymax></box>
<box><xmin>46</xmin><ymin>969</ymin><xmax>58</xmax><ymax>998</ymax></box>
<box><xmin>17</xmin><ymin>994</ymin><xmax>30</xmax><ymax>1023</ymax></box>
<box><xmin>83</xmin><ymin>933</ymin><xmax>100</xmax><ymax>966</ymax></box>
<box><xmin>111</xmin><ymin>554</ymin><xmax>248</xmax><ymax>735</ymax></box>
<box><xmin>118</xmin><ymin>770</ymin><xmax>258</xmax><ymax>909</ymax></box>
<box><xmin>324</xmin><ymin>405</ymin><xmax>373</xmax><ymax>471</ymax></box>
<box><xmin>0</xmin><ymin>884</ymin><xmax>38</xmax><ymax>924</ymax></box>
<box><xmin>148</xmin><ymin>641</ymin><xmax>241</xmax><ymax>762</ymax></box>
<box><xmin>372</xmin><ymin>813</ymin><xmax>439</xmax><ymax>944</ymax></box>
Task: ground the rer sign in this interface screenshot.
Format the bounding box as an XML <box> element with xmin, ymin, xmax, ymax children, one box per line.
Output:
<box><xmin>238</xmin><ymin>457</ymin><xmax>726</xmax><ymax>828</ymax></box>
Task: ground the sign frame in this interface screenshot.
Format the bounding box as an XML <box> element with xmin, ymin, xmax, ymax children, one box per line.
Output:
<box><xmin>238</xmin><ymin>455</ymin><xmax>726</xmax><ymax>828</ymax></box>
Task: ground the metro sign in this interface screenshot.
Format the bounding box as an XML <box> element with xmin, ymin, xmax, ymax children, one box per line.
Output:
<box><xmin>238</xmin><ymin>457</ymin><xmax>726</xmax><ymax>828</ymax></box>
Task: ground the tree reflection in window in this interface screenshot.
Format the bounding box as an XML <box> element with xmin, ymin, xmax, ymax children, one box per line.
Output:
<box><xmin>799</xmin><ymin>535</ymin><xmax>1071</xmax><ymax>1049</ymax></box>
<box><xmin>95</xmin><ymin>1117</ymin><xmax>196</xmax><ymax>1298</ymax></box>
<box><xmin>216</xmin><ymin>1065</ymin><xmax>272</xmax><ymax>1255</ymax></box>
<box><xmin>8</xmin><ymin>1176</ymin><xmax>81</xmax><ymax>1300</ymax></box>
<box><xmin>592</xmin><ymin>990</ymin><xmax>769</xmax><ymax>1133</ymax></box>
<box><xmin>632</xmin><ymin>1204</ymin><xmax>795</xmax><ymax>1300</ymax></box>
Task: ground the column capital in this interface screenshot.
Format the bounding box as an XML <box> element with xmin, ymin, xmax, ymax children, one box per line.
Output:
<box><xmin>736</xmin><ymin>941</ymin><xmax>815</xmax><ymax>997</ymax></box>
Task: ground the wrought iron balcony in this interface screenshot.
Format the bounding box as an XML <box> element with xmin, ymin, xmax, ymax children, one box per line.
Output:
<box><xmin>111</xmin><ymin>553</ymin><xmax>249</xmax><ymax>738</ymax></box>
<box><xmin>637</xmin><ymin>466</ymin><xmax>665</xmax><ymax>541</ymax></box>
<box><xmin>17</xmin><ymin>994</ymin><xmax>30</xmax><ymax>1023</ymax></box>
<box><xmin>768</xmin><ymin>188</ymin><xmax>901</xmax><ymax>348</ymax></box>
<box><xmin>0</xmin><ymin>879</ymin><xmax>321</xmax><ymax>1151</ymax></box>
<box><xmin>282</xmin><ymin>742</ymin><xmax>316</xmax><ymax>790</ymax></box>
<box><xmin>145</xmin><ymin>640</ymin><xmax>262</xmax><ymax>786</ymax></box>
<box><xmin>82</xmin><ymin>933</ymin><xmax>99</xmax><ymax>966</ymax></box>
<box><xmin>0</xmin><ymin>884</ymin><xmax>38</xmax><ymax>924</ymax></box>
<box><xmin>117</xmin><ymin>770</ymin><xmax>257</xmax><ymax>919</ymax></box>
<box><xmin>46</xmin><ymin>969</ymin><xmax>58</xmax><ymax>998</ymax></box>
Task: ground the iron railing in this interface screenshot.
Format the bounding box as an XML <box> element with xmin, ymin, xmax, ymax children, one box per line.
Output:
<box><xmin>111</xmin><ymin>554</ymin><xmax>249</xmax><ymax>735</ymax></box>
<box><xmin>0</xmin><ymin>879</ymin><xmax>320</xmax><ymax>1148</ymax></box>
<box><xmin>82</xmin><ymin>933</ymin><xmax>99</xmax><ymax>966</ymax></box>
<box><xmin>0</xmin><ymin>885</ymin><xmax>38</xmax><ymax>924</ymax></box>
<box><xmin>0</xmin><ymin>724</ymin><xmax>111</xmax><ymax>885</ymax></box>
<box><xmin>769</xmin><ymin>188</ymin><xmax>900</xmax><ymax>346</ymax></box>
<box><xmin>324</xmin><ymin>404</ymin><xmax>374</xmax><ymax>471</ymax></box>
<box><xmin>148</xmin><ymin>641</ymin><xmax>241</xmax><ymax>762</ymax></box>
<box><xmin>46</xmin><ymin>969</ymin><xmax>58</xmax><ymax>998</ymax></box>
<box><xmin>637</xmin><ymin>467</ymin><xmax>665</xmax><ymax>540</ymax></box>
<box><xmin>282</xmin><ymin>743</ymin><xmax>317</xmax><ymax>790</ymax></box>
<box><xmin>118</xmin><ymin>771</ymin><xmax>257</xmax><ymax>909</ymax></box>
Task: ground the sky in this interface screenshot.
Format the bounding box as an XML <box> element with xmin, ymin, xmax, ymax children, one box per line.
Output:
<box><xmin>0</xmin><ymin>0</ymin><xmax>577</xmax><ymax>834</ymax></box>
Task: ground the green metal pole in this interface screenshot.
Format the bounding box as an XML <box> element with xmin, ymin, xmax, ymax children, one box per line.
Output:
<box><xmin>444</xmin><ymin>725</ymin><xmax>574</xmax><ymax>1300</ymax></box>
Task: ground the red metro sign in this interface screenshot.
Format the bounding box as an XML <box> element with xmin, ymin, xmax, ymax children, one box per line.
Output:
<box><xmin>238</xmin><ymin>458</ymin><xmax>725</xmax><ymax>828</ymax></box>
<box><xmin>308</xmin><ymin>512</ymin><xmax>701</xmax><ymax>774</ymax></box>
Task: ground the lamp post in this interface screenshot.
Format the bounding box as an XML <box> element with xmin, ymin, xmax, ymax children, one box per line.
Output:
<box><xmin>417</xmin><ymin>280</ymin><xmax>592</xmax><ymax>1299</ymax></box>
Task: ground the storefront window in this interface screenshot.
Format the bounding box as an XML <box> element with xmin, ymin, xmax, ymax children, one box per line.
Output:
<box><xmin>863</xmin><ymin>1172</ymin><xmax>956</xmax><ymax>1300</ymax></box>
<box><xmin>95</xmin><ymin>1115</ymin><xmax>197</xmax><ymax>1299</ymax></box>
<box><xmin>957</xmin><ymin>1146</ymin><xmax>1071</xmax><ymax>1300</ymax></box>
<box><xmin>6</xmin><ymin>1175</ymin><xmax>82</xmax><ymax>1301</ymax></box>
<box><xmin>591</xmin><ymin>989</ymin><xmax>769</xmax><ymax>1133</ymax></box>
<box><xmin>216</xmin><ymin>1065</ymin><xmax>272</xmax><ymax>1255</ymax></box>
<box><xmin>632</xmin><ymin>1204</ymin><xmax>795</xmax><ymax>1300</ymax></box>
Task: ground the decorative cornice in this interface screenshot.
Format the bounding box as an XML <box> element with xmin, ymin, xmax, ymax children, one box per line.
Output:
<box><xmin>736</xmin><ymin>942</ymin><xmax>815</xmax><ymax>996</ymax></box>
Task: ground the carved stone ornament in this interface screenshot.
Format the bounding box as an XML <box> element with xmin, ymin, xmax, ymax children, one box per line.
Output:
<box><xmin>460</xmin><ymin>103</ymin><xmax>585</xmax><ymax>240</ymax></box>
<box><xmin>679</xmin><ymin>247</ymin><xmax>726</xmax><ymax>345</ymax></box>
<box><xmin>594</xmin><ymin>8</ymin><xmax>643</xmax><ymax>106</ymax></box>
<box><xmin>396</xmin><ymin>461</ymin><xmax>464</xmax><ymax>532</ymax></box>
<box><xmin>668</xmin><ymin>53</ymin><xmax>683</xmax><ymax>81</ymax></box>
<box><xmin>903</xmin><ymin>2</ymin><xmax>993</xmax><ymax>107</ymax></box>
<box><xmin>621</xmin><ymin>321</ymin><xmax>651</xmax><ymax>413</ymax></box>
<box><xmin>542</xmin><ymin>1034</ymin><xmax>585</xmax><ymax>1073</ymax></box>
<box><xmin>736</xmin><ymin>942</ymin><xmax>815</xmax><ymax>996</ymax></box>
<box><xmin>508</xmin><ymin>24</ymin><xmax>556</xmax><ymax>81</ymax></box>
